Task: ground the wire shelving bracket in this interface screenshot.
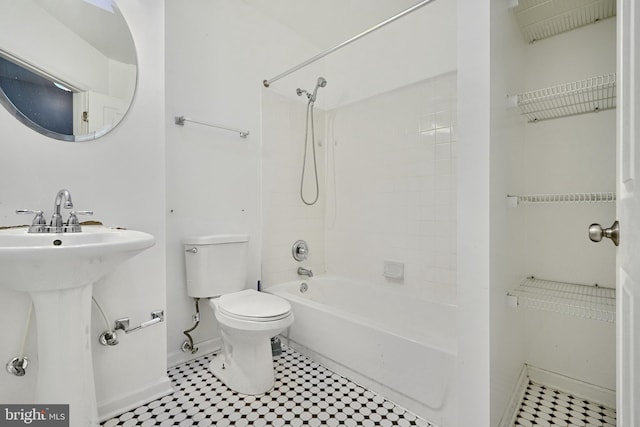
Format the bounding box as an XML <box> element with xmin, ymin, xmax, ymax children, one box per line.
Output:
<box><xmin>508</xmin><ymin>277</ymin><xmax>615</xmax><ymax>322</ymax></box>
<box><xmin>507</xmin><ymin>192</ymin><xmax>616</xmax><ymax>206</ymax></box>
<box><xmin>510</xmin><ymin>0</ymin><xmax>616</xmax><ymax>43</ymax></box>
<box><xmin>512</xmin><ymin>73</ymin><xmax>616</xmax><ymax>123</ymax></box>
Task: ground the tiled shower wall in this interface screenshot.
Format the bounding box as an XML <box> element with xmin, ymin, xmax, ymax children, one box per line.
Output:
<box><xmin>325</xmin><ymin>73</ymin><xmax>458</xmax><ymax>304</ymax></box>
<box><xmin>262</xmin><ymin>73</ymin><xmax>457</xmax><ymax>304</ymax></box>
<box><xmin>261</xmin><ymin>90</ymin><xmax>326</xmax><ymax>286</ymax></box>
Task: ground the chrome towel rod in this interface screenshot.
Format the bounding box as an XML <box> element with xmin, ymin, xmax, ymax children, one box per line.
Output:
<box><xmin>175</xmin><ymin>116</ymin><xmax>250</xmax><ymax>138</ymax></box>
<box><xmin>262</xmin><ymin>0</ymin><xmax>437</xmax><ymax>88</ymax></box>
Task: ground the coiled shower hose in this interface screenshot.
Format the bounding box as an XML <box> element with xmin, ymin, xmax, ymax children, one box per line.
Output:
<box><xmin>300</xmin><ymin>100</ymin><xmax>320</xmax><ymax>206</ymax></box>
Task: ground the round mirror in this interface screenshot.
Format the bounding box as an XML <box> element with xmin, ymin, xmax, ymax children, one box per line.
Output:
<box><xmin>0</xmin><ymin>0</ymin><xmax>137</xmax><ymax>142</ymax></box>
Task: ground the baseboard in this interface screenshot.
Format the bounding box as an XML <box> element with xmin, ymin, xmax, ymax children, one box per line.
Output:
<box><xmin>167</xmin><ymin>337</ymin><xmax>221</xmax><ymax>368</ymax></box>
<box><xmin>498</xmin><ymin>364</ymin><xmax>529</xmax><ymax>427</ymax></box>
<box><xmin>98</xmin><ymin>376</ymin><xmax>174</xmax><ymax>422</ymax></box>
<box><xmin>527</xmin><ymin>365</ymin><xmax>616</xmax><ymax>408</ymax></box>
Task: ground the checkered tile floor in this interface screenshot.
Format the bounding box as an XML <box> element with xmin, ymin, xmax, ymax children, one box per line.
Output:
<box><xmin>514</xmin><ymin>381</ymin><xmax>616</xmax><ymax>426</ymax></box>
<box><xmin>102</xmin><ymin>346</ymin><xmax>433</xmax><ymax>426</ymax></box>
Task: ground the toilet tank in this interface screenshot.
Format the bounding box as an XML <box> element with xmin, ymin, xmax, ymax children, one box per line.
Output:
<box><xmin>183</xmin><ymin>234</ymin><xmax>249</xmax><ymax>298</ymax></box>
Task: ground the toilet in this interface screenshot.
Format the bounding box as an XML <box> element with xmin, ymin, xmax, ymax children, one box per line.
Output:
<box><xmin>183</xmin><ymin>234</ymin><xmax>293</xmax><ymax>395</ymax></box>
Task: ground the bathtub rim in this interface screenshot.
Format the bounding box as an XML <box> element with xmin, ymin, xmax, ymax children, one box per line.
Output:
<box><xmin>266</xmin><ymin>274</ymin><xmax>458</xmax><ymax>308</ymax></box>
<box><xmin>267</xmin><ymin>276</ymin><xmax>458</xmax><ymax>356</ymax></box>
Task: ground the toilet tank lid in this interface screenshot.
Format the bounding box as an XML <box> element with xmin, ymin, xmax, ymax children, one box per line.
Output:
<box><xmin>182</xmin><ymin>234</ymin><xmax>249</xmax><ymax>245</ymax></box>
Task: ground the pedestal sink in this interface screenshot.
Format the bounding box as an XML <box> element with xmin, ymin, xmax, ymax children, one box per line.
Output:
<box><xmin>0</xmin><ymin>226</ymin><xmax>155</xmax><ymax>427</ymax></box>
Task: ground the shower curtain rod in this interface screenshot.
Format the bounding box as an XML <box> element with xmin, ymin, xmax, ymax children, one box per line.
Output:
<box><xmin>262</xmin><ymin>0</ymin><xmax>437</xmax><ymax>88</ymax></box>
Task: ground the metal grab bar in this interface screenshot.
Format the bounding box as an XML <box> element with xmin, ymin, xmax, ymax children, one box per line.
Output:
<box><xmin>262</xmin><ymin>0</ymin><xmax>437</xmax><ymax>88</ymax></box>
<box><xmin>114</xmin><ymin>310</ymin><xmax>164</xmax><ymax>334</ymax></box>
<box><xmin>175</xmin><ymin>116</ymin><xmax>250</xmax><ymax>138</ymax></box>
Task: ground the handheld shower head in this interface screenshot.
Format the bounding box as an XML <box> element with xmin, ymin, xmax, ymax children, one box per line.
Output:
<box><xmin>310</xmin><ymin>77</ymin><xmax>327</xmax><ymax>102</ymax></box>
<box><xmin>297</xmin><ymin>77</ymin><xmax>328</xmax><ymax>103</ymax></box>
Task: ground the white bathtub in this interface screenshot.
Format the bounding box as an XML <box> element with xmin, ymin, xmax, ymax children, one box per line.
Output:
<box><xmin>268</xmin><ymin>276</ymin><xmax>457</xmax><ymax>426</ymax></box>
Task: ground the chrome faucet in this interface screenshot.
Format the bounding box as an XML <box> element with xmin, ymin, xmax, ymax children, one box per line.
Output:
<box><xmin>297</xmin><ymin>267</ymin><xmax>313</xmax><ymax>278</ymax></box>
<box><xmin>50</xmin><ymin>189</ymin><xmax>74</xmax><ymax>232</ymax></box>
<box><xmin>16</xmin><ymin>189</ymin><xmax>93</xmax><ymax>233</ymax></box>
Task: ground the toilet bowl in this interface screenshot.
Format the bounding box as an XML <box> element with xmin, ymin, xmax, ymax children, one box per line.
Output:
<box><xmin>183</xmin><ymin>234</ymin><xmax>294</xmax><ymax>395</ymax></box>
<box><xmin>207</xmin><ymin>290</ymin><xmax>293</xmax><ymax>395</ymax></box>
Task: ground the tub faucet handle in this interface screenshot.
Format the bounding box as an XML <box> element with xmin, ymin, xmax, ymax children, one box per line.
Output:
<box><xmin>292</xmin><ymin>240</ymin><xmax>309</xmax><ymax>261</ymax></box>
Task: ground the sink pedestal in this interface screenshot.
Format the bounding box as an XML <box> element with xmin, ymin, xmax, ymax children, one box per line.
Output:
<box><xmin>0</xmin><ymin>225</ymin><xmax>156</xmax><ymax>427</ymax></box>
<box><xmin>30</xmin><ymin>284</ymin><xmax>98</xmax><ymax>427</ymax></box>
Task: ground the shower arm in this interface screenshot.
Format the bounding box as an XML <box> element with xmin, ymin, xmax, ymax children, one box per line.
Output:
<box><xmin>262</xmin><ymin>0</ymin><xmax>437</xmax><ymax>88</ymax></box>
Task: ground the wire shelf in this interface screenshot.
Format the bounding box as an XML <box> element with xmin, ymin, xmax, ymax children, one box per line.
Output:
<box><xmin>511</xmin><ymin>0</ymin><xmax>616</xmax><ymax>43</ymax></box>
<box><xmin>516</xmin><ymin>73</ymin><xmax>616</xmax><ymax>122</ymax></box>
<box><xmin>509</xmin><ymin>277</ymin><xmax>616</xmax><ymax>322</ymax></box>
<box><xmin>509</xmin><ymin>192</ymin><xmax>616</xmax><ymax>205</ymax></box>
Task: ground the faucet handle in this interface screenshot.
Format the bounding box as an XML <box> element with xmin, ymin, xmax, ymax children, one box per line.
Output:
<box><xmin>65</xmin><ymin>210</ymin><xmax>94</xmax><ymax>232</ymax></box>
<box><xmin>16</xmin><ymin>209</ymin><xmax>45</xmax><ymax>222</ymax></box>
<box><xmin>16</xmin><ymin>210</ymin><xmax>47</xmax><ymax>233</ymax></box>
<box><xmin>292</xmin><ymin>240</ymin><xmax>309</xmax><ymax>261</ymax></box>
<box><xmin>68</xmin><ymin>210</ymin><xmax>94</xmax><ymax>219</ymax></box>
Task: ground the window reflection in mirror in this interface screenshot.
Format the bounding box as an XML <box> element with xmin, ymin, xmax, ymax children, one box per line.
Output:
<box><xmin>0</xmin><ymin>56</ymin><xmax>74</xmax><ymax>137</ymax></box>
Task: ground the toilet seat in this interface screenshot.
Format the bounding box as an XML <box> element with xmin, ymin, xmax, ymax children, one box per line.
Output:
<box><xmin>218</xmin><ymin>289</ymin><xmax>291</xmax><ymax>322</ymax></box>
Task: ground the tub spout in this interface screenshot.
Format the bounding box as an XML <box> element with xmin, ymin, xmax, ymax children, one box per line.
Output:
<box><xmin>297</xmin><ymin>267</ymin><xmax>313</xmax><ymax>278</ymax></box>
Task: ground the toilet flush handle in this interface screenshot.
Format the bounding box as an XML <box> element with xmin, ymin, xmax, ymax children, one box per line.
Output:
<box><xmin>186</xmin><ymin>247</ymin><xmax>198</xmax><ymax>254</ymax></box>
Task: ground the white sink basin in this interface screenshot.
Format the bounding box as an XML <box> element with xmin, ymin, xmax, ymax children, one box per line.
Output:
<box><xmin>0</xmin><ymin>225</ymin><xmax>155</xmax><ymax>427</ymax></box>
<box><xmin>0</xmin><ymin>225</ymin><xmax>154</xmax><ymax>292</ymax></box>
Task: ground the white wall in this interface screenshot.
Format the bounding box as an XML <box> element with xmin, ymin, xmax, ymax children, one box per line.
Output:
<box><xmin>0</xmin><ymin>0</ymin><xmax>168</xmax><ymax>419</ymax></box>
<box><xmin>262</xmin><ymin>73</ymin><xmax>458</xmax><ymax>307</ymax></box>
<box><xmin>324</xmin><ymin>73</ymin><xmax>458</xmax><ymax>305</ymax></box>
<box><xmin>164</xmin><ymin>0</ymin><xmax>323</xmax><ymax>366</ymax></box>
<box><xmin>488</xmin><ymin>1</ymin><xmax>528</xmax><ymax>425</ymax></box>
<box><xmin>251</xmin><ymin>1</ymin><xmax>457</xmax><ymax>113</ymax></box>
<box><xmin>261</xmin><ymin>90</ymin><xmax>326</xmax><ymax>286</ymax></box>
<box><xmin>457</xmin><ymin>0</ymin><xmax>491</xmax><ymax>423</ymax></box>
<box><xmin>321</xmin><ymin>0</ymin><xmax>457</xmax><ymax>110</ymax></box>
